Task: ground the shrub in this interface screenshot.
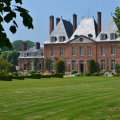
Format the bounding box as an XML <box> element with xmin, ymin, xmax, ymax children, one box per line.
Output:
<box><xmin>28</xmin><ymin>70</ymin><xmax>36</xmax><ymax>75</ymax></box>
<box><xmin>41</xmin><ymin>75</ymin><xmax>51</xmax><ymax>78</ymax></box>
<box><xmin>91</xmin><ymin>73</ymin><xmax>94</xmax><ymax>76</ymax></box>
<box><xmin>12</xmin><ymin>76</ymin><xmax>24</xmax><ymax>80</ymax></box>
<box><xmin>71</xmin><ymin>70</ymin><xmax>78</xmax><ymax>74</ymax></box>
<box><xmin>51</xmin><ymin>73</ymin><xmax>63</xmax><ymax>78</ymax></box>
<box><xmin>88</xmin><ymin>59</ymin><xmax>96</xmax><ymax>73</ymax></box>
<box><xmin>85</xmin><ymin>72</ymin><xmax>91</xmax><ymax>76</ymax></box>
<box><xmin>115</xmin><ymin>63</ymin><xmax>120</xmax><ymax>74</ymax></box>
<box><xmin>99</xmin><ymin>73</ymin><xmax>102</xmax><ymax>76</ymax></box>
<box><xmin>24</xmin><ymin>75</ymin><xmax>31</xmax><ymax>78</ymax></box>
<box><xmin>94</xmin><ymin>72</ymin><xmax>99</xmax><ymax>76</ymax></box>
<box><xmin>13</xmin><ymin>72</ymin><xmax>18</xmax><ymax>76</ymax></box>
<box><xmin>5</xmin><ymin>65</ymin><xmax>16</xmax><ymax>73</ymax></box>
<box><xmin>31</xmin><ymin>73</ymin><xmax>41</xmax><ymax>79</ymax></box>
<box><xmin>80</xmin><ymin>72</ymin><xmax>84</xmax><ymax>76</ymax></box>
<box><xmin>55</xmin><ymin>59</ymin><xmax>65</xmax><ymax>74</ymax></box>
<box><xmin>0</xmin><ymin>75</ymin><xmax>13</xmax><ymax>81</ymax></box>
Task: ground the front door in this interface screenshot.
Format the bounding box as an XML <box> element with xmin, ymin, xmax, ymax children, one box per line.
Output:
<box><xmin>79</xmin><ymin>61</ymin><xmax>84</xmax><ymax>73</ymax></box>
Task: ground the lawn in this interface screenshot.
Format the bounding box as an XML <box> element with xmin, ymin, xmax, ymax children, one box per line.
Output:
<box><xmin>0</xmin><ymin>77</ymin><xmax>120</xmax><ymax>120</ymax></box>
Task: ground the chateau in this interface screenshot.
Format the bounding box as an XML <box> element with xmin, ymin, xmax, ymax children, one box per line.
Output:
<box><xmin>18</xmin><ymin>12</ymin><xmax>120</xmax><ymax>74</ymax></box>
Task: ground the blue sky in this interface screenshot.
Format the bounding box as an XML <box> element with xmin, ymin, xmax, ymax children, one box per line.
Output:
<box><xmin>3</xmin><ymin>0</ymin><xmax>120</xmax><ymax>47</ymax></box>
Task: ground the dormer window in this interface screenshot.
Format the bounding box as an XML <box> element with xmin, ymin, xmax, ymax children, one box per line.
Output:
<box><xmin>38</xmin><ymin>52</ymin><xmax>43</xmax><ymax>57</ymax></box>
<box><xmin>88</xmin><ymin>34</ymin><xmax>93</xmax><ymax>38</ymax></box>
<box><xmin>24</xmin><ymin>53</ymin><xmax>27</xmax><ymax>57</ymax></box>
<box><xmin>100</xmin><ymin>34</ymin><xmax>107</xmax><ymax>40</ymax></box>
<box><xmin>59</xmin><ymin>36</ymin><xmax>65</xmax><ymax>42</ymax></box>
<box><xmin>74</xmin><ymin>35</ymin><xmax>78</xmax><ymax>38</ymax></box>
<box><xmin>110</xmin><ymin>33</ymin><xmax>116</xmax><ymax>40</ymax></box>
<box><xmin>50</xmin><ymin>36</ymin><xmax>57</xmax><ymax>42</ymax></box>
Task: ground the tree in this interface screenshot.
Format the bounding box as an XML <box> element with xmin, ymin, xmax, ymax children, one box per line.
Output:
<box><xmin>114</xmin><ymin>6</ymin><xmax>120</xmax><ymax>37</ymax></box>
<box><xmin>88</xmin><ymin>59</ymin><xmax>96</xmax><ymax>73</ymax></box>
<box><xmin>0</xmin><ymin>0</ymin><xmax>33</xmax><ymax>49</ymax></box>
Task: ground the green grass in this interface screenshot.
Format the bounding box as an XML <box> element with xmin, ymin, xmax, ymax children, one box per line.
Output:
<box><xmin>0</xmin><ymin>77</ymin><xmax>120</xmax><ymax>120</ymax></box>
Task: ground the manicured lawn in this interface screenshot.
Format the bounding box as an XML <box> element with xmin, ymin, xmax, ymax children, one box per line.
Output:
<box><xmin>0</xmin><ymin>77</ymin><xmax>120</xmax><ymax>120</ymax></box>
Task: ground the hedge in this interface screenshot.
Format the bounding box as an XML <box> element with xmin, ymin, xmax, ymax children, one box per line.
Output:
<box><xmin>31</xmin><ymin>73</ymin><xmax>41</xmax><ymax>79</ymax></box>
<box><xmin>41</xmin><ymin>75</ymin><xmax>51</xmax><ymax>78</ymax></box>
<box><xmin>0</xmin><ymin>75</ymin><xmax>13</xmax><ymax>81</ymax></box>
<box><xmin>71</xmin><ymin>70</ymin><xmax>78</xmax><ymax>74</ymax></box>
<box><xmin>51</xmin><ymin>73</ymin><xmax>63</xmax><ymax>78</ymax></box>
<box><xmin>12</xmin><ymin>76</ymin><xmax>24</xmax><ymax>80</ymax></box>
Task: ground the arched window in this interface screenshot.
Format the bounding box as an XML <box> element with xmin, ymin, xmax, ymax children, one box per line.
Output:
<box><xmin>101</xmin><ymin>60</ymin><xmax>105</xmax><ymax>70</ymax></box>
<box><xmin>110</xmin><ymin>33</ymin><xmax>116</xmax><ymax>40</ymax></box>
<box><xmin>71</xmin><ymin>60</ymin><xmax>76</xmax><ymax>71</ymax></box>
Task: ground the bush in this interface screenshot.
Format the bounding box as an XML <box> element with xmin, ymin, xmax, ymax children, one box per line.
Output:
<box><xmin>31</xmin><ymin>73</ymin><xmax>41</xmax><ymax>79</ymax></box>
<box><xmin>91</xmin><ymin>73</ymin><xmax>94</xmax><ymax>76</ymax></box>
<box><xmin>85</xmin><ymin>72</ymin><xmax>91</xmax><ymax>76</ymax></box>
<box><xmin>28</xmin><ymin>70</ymin><xmax>36</xmax><ymax>75</ymax></box>
<box><xmin>51</xmin><ymin>73</ymin><xmax>64</xmax><ymax>78</ymax></box>
<box><xmin>94</xmin><ymin>72</ymin><xmax>99</xmax><ymax>76</ymax></box>
<box><xmin>80</xmin><ymin>72</ymin><xmax>84</xmax><ymax>76</ymax></box>
<box><xmin>99</xmin><ymin>73</ymin><xmax>102</xmax><ymax>76</ymax></box>
<box><xmin>88</xmin><ymin>59</ymin><xmax>96</xmax><ymax>73</ymax></box>
<box><xmin>13</xmin><ymin>72</ymin><xmax>18</xmax><ymax>76</ymax></box>
<box><xmin>41</xmin><ymin>75</ymin><xmax>51</xmax><ymax>78</ymax></box>
<box><xmin>24</xmin><ymin>75</ymin><xmax>31</xmax><ymax>78</ymax></box>
<box><xmin>71</xmin><ymin>70</ymin><xmax>78</xmax><ymax>74</ymax></box>
<box><xmin>115</xmin><ymin>63</ymin><xmax>120</xmax><ymax>74</ymax></box>
<box><xmin>55</xmin><ymin>59</ymin><xmax>65</xmax><ymax>74</ymax></box>
<box><xmin>0</xmin><ymin>75</ymin><xmax>13</xmax><ymax>81</ymax></box>
<box><xmin>12</xmin><ymin>76</ymin><xmax>24</xmax><ymax>80</ymax></box>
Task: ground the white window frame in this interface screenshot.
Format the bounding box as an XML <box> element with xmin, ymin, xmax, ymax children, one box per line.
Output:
<box><xmin>51</xmin><ymin>47</ymin><xmax>55</xmax><ymax>56</ymax></box>
<box><xmin>71</xmin><ymin>60</ymin><xmax>76</xmax><ymax>71</ymax></box>
<box><xmin>51</xmin><ymin>61</ymin><xmax>55</xmax><ymax>71</ymax></box>
<box><xmin>31</xmin><ymin>61</ymin><xmax>34</xmax><ymax>70</ymax></box>
<box><xmin>59</xmin><ymin>47</ymin><xmax>63</xmax><ymax>56</ymax></box>
<box><xmin>101</xmin><ymin>60</ymin><xmax>105</xmax><ymax>71</ymax></box>
<box><xmin>111</xmin><ymin>46</ymin><xmax>115</xmax><ymax>55</ymax></box>
<box><xmin>79</xmin><ymin>46</ymin><xmax>83</xmax><ymax>56</ymax></box>
<box><xmin>101</xmin><ymin>46</ymin><xmax>105</xmax><ymax>56</ymax></box>
<box><xmin>59</xmin><ymin>36</ymin><xmax>65</xmax><ymax>42</ymax></box>
<box><xmin>100</xmin><ymin>34</ymin><xmax>106</xmax><ymax>40</ymax></box>
<box><xmin>50</xmin><ymin>36</ymin><xmax>57</xmax><ymax>42</ymax></box>
<box><xmin>72</xmin><ymin>47</ymin><xmax>76</xmax><ymax>56</ymax></box>
<box><xmin>110</xmin><ymin>33</ymin><xmax>116</xmax><ymax>40</ymax></box>
<box><xmin>111</xmin><ymin>60</ymin><xmax>115</xmax><ymax>70</ymax></box>
<box><xmin>87</xmin><ymin>46</ymin><xmax>91</xmax><ymax>56</ymax></box>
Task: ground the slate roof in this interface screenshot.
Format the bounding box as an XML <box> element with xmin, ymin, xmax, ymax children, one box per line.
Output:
<box><xmin>44</xmin><ymin>19</ymin><xmax>73</xmax><ymax>44</ymax></box>
<box><xmin>96</xmin><ymin>16</ymin><xmax>120</xmax><ymax>41</ymax></box>
<box><xmin>70</xmin><ymin>18</ymin><xmax>98</xmax><ymax>40</ymax></box>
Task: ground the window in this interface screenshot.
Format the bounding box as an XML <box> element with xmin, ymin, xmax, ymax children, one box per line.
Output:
<box><xmin>59</xmin><ymin>36</ymin><xmax>65</xmax><ymax>42</ymax></box>
<box><xmin>51</xmin><ymin>47</ymin><xmax>55</xmax><ymax>56</ymax></box>
<box><xmin>87</xmin><ymin>46</ymin><xmax>91</xmax><ymax>56</ymax></box>
<box><xmin>38</xmin><ymin>62</ymin><xmax>41</xmax><ymax>70</ymax></box>
<box><xmin>24</xmin><ymin>61</ymin><xmax>27</xmax><ymax>70</ymax></box>
<box><xmin>101</xmin><ymin>46</ymin><xmax>105</xmax><ymax>55</ymax></box>
<box><xmin>27</xmin><ymin>53</ymin><xmax>32</xmax><ymax>56</ymax></box>
<box><xmin>100</xmin><ymin>34</ymin><xmax>107</xmax><ymax>40</ymax></box>
<box><xmin>51</xmin><ymin>61</ymin><xmax>55</xmax><ymax>71</ymax></box>
<box><xmin>101</xmin><ymin>60</ymin><xmax>105</xmax><ymax>70</ymax></box>
<box><xmin>38</xmin><ymin>52</ymin><xmax>44</xmax><ymax>57</ymax></box>
<box><xmin>87</xmin><ymin>60</ymin><xmax>89</xmax><ymax>70</ymax></box>
<box><xmin>71</xmin><ymin>60</ymin><xmax>76</xmax><ymax>71</ymax></box>
<box><xmin>50</xmin><ymin>36</ymin><xmax>57</xmax><ymax>42</ymax></box>
<box><xmin>110</xmin><ymin>33</ymin><xmax>116</xmax><ymax>40</ymax></box>
<box><xmin>33</xmin><ymin>52</ymin><xmax>37</xmax><ymax>56</ymax></box>
<box><xmin>24</xmin><ymin>53</ymin><xmax>27</xmax><ymax>57</ymax></box>
<box><xmin>88</xmin><ymin>34</ymin><xmax>93</xmax><ymax>38</ymax></box>
<box><xmin>31</xmin><ymin>61</ymin><xmax>34</xmax><ymax>70</ymax></box>
<box><xmin>59</xmin><ymin>47</ymin><xmax>63</xmax><ymax>56</ymax></box>
<box><xmin>111</xmin><ymin>46</ymin><xmax>115</xmax><ymax>55</ymax></box>
<box><xmin>79</xmin><ymin>46</ymin><xmax>83</xmax><ymax>56</ymax></box>
<box><xmin>72</xmin><ymin>47</ymin><xmax>76</xmax><ymax>56</ymax></box>
<box><xmin>111</xmin><ymin>60</ymin><xmax>115</xmax><ymax>70</ymax></box>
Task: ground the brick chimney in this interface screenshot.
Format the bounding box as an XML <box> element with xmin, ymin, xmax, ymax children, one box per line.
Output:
<box><xmin>56</xmin><ymin>18</ymin><xmax>60</xmax><ymax>25</ymax></box>
<box><xmin>50</xmin><ymin>15</ymin><xmax>54</xmax><ymax>34</ymax></box>
<box><xmin>97</xmin><ymin>12</ymin><xmax>101</xmax><ymax>34</ymax></box>
<box><xmin>73</xmin><ymin>14</ymin><xmax>77</xmax><ymax>33</ymax></box>
<box><xmin>36</xmin><ymin>42</ymin><xmax>40</xmax><ymax>49</ymax></box>
<box><xmin>22</xmin><ymin>43</ymin><xmax>27</xmax><ymax>52</ymax></box>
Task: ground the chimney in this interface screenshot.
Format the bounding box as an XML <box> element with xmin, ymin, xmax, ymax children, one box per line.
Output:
<box><xmin>22</xmin><ymin>43</ymin><xmax>27</xmax><ymax>52</ymax></box>
<box><xmin>56</xmin><ymin>17</ymin><xmax>60</xmax><ymax>25</ymax></box>
<box><xmin>97</xmin><ymin>12</ymin><xmax>101</xmax><ymax>34</ymax></box>
<box><xmin>36</xmin><ymin>42</ymin><xmax>40</xmax><ymax>49</ymax></box>
<box><xmin>73</xmin><ymin>14</ymin><xmax>77</xmax><ymax>33</ymax></box>
<box><xmin>50</xmin><ymin>15</ymin><xmax>54</xmax><ymax>34</ymax></box>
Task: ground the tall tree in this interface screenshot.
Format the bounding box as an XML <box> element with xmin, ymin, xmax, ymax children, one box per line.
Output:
<box><xmin>0</xmin><ymin>0</ymin><xmax>33</xmax><ymax>49</ymax></box>
<box><xmin>114</xmin><ymin>6</ymin><xmax>120</xmax><ymax>37</ymax></box>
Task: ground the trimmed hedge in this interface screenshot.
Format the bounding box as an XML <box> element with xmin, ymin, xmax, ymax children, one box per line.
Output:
<box><xmin>71</xmin><ymin>70</ymin><xmax>78</xmax><ymax>74</ymax></box>
<box><xmin>88</xmin><ymin>59</ymin><xmax>96</xmax><ymax>73</ymax></box>
<box><xmin>51</xmin><ymin>73</ymin><xmax>63</xmax><ymax>78</ymax></box>
<box><xmin>12</xmin><ymin>76</ymin><xmax>24</xmax><ymax>80</ymax></box>
<box><xmin>41</xmin><ymin>75</ymin><xmax>51</xmax><ymax>78</ymax></box>
<box><xmin>28</xmin><ymin>70</ymin><xmax>36</xmax><ymax>75</ymax></box>
<box><xmin>0</xmin><ymin>75</ymin><xmax>13</xmax><ymax>81</ymax></box>
<box><xmin>85</xmin><ymin>72</ymin><xmax>91</xmax><ymax>76</ymax></box>
<box><xmin>31</xmin><ymin>73</ymin><xmax>41</xmax><ymax>79</ymax></box>
<box><xmin>94</xmin><ymin>72</ymin><xmax>99</xmax><ymax>76</ymax></box>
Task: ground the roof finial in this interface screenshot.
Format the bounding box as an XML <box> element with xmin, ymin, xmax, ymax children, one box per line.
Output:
<box><xmin>88</xmin><ymin>6</ymin><xmax>89</xmax><ymax>18</ymax></box>
<box><xmin>61</xmin><ymin>16</ymin><xmax>62</xmax><ymax>19</ymax></box>
<box><xmin>93</xmin><ymin>16</ymin><xmax>94</xmax><ymax>19</ymax></box>
<box><xmin>82</xmin><ymin>16</ymin><xmax>84</xmax><ymax>19</ymax></box>
<box><xmin>111</xmin><ymin>12</ymin><xmax>112</xmax><ymax>16</ymax></box>
<box><xmin>69</xmin><ymin>19</ymin><xmax>70</xmax><ymax>22</ymax></box>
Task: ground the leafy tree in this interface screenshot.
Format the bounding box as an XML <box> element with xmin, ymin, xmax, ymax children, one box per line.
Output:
<box><xmin>114</xmin><ymin>6</ymin><xmax>120</xmax><ymax>37</ymax></box>
<box><xmin>0</xmin><ymin>0</ymin><xmax>33</xmax><ymax>49</ymax></box>
<box><xmin>2</xmin><ymin>46</ymin><xmax>14</xmax><ymax>51</ymax></box>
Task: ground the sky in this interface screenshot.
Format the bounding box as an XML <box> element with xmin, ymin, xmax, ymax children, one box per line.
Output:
<box><xmin>2</xmin><ymin>0</ymin><xmax>120</xmax><ymax>47</ymax></box>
